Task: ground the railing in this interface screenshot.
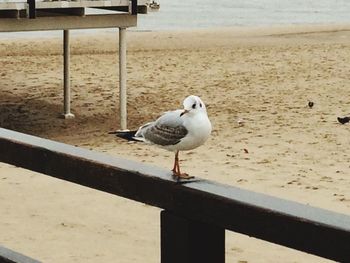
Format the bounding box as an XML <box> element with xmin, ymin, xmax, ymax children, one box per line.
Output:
<box><xmin>0</xmin><ymin>245</ymin><xmax>41</xmax><ymax>263</ymax></box>
<box><xmin>1</xmin><ymin>127</ymin><xmax>350</xmax><ymax>262</ymax></box>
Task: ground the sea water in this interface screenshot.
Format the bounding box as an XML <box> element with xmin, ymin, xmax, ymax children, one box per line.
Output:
<box><xmin>136</xmin><ymin>0</ymin><xmax>350</xmax><ymax>30</ymax></box>
<box><xmin>1</xmin><ymin>0</ymin><xmax>350</xmax><ymax>38</ymax></box>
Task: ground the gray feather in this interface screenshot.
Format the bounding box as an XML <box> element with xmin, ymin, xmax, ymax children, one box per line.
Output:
<box><xmin>143</xmin><ymin>123</ymin><xmax>188</xmax><ymax>146</ymax></box>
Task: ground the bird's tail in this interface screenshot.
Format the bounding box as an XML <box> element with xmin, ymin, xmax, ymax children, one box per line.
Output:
<box><xmin>109</xmin><ymin>130</ymin><xmax>140</xmax><ymax>141</ymax></box>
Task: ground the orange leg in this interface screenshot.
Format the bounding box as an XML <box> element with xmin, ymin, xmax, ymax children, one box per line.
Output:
<box><xmin>172</xmin><ymin>151</ymin><xmax>193</xmax><ymax>179</ymax></box>
<box><xmin>171</xmin><ymin>151</ymin><xmax>178</xmax><ymax>174</ymax></box>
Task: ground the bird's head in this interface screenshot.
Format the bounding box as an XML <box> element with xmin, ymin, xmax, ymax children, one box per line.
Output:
<box><xmin>181</xmin><ymin>95</ymin><xmax>207</xmax><ymax>116</ymax></box>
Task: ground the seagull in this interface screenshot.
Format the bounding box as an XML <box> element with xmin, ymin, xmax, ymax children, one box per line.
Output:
<box><xmin>115</xmin><ymin>95</ymin><xmax>212</xmax><ymax>179</ymax></box>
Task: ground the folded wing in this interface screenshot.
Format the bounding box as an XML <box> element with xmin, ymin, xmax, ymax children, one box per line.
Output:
<box><xmin>135</xmin><ymin>110</ymin><xmax>188</xmax><ymax>146</ymax></box>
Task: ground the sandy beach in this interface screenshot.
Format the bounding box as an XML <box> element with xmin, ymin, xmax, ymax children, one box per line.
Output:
<box><xmin>1</xmin><ymin>24</ymin><xmax>350</xmax><ymax>262</ymax></box>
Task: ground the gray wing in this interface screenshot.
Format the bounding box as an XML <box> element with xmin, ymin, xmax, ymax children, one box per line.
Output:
<box><xmin>141</xmin><ymin>110</ymin><xmax>188</xmax><ymax>146</ymax></box>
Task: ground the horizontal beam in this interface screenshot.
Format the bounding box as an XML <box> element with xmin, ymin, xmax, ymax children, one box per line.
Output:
<box><xmin>0</xmin><ymin>14</ymin><xmax>136</xmax><ymax>31</ymax></box>
<box><xmin>0</xmin><ymin>10</ymin><xmax>21</xmax><ymax>19</ymax></box>
<box><xmin>36</xmin><ymin>8</ymin><xmax>86</xmax><ymax>17</ymax></box>
<box><xmin>96</xmin><ymin>5</ymin><xmax>148</xmax><ymax>14</ymax></box>
<box><xmin>1</xmin><ymin>128</ymin><xmax>350</xmax><ymax>262</ymax></box>
<box><xmin>0</xmin><ymin>0</ymin><xmax>148</xmax><ymax>10</ymax></box>
<box><xmin>0</xmin><ymin>245</ymin><xmax>41</xmax><ymax>263</ymax></box>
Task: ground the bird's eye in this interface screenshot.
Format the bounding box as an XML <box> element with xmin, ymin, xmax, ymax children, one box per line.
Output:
<box><xmin>192</xmin><ymin>103</ymin><xmax>196</xmax><ymax>109</ymax></box>
<box><xmin>199</xmin><ymin>103</ymin><xmax>202</xmax><ymax>108</ymax></box>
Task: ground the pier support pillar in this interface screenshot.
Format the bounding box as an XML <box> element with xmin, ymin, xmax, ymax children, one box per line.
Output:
<box><xmin>62</xmin><ymin>29</ymin><xmax>75</xmax><ymax>119</ymax></box>
<box><xmin>119</xmin><ymin>27</ymin><xmax>127</xmax><ymax>130</ymax></box>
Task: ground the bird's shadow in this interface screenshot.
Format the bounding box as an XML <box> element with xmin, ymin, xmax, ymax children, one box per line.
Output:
<box><xmin>174</xmin><ymin>176</ymin><xmax>201</xmax><ymax>185</ymax></box>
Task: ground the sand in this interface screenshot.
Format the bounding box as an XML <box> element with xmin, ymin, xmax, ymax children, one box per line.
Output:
<box><xmin>1</xmin><ymin>24</ymin><xmax>350</xmax><ymax>262</ymax></box>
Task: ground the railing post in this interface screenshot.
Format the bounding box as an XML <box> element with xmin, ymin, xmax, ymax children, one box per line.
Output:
<box><xmin>161</xmin><ymin>210</ymin><xmax>225</xmax><ymax>263</ymax></box>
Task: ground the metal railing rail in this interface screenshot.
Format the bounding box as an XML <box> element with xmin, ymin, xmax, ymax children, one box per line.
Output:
<box><xmin>1</xmin><ymin>127</ymin><xmax>350</xmax><ymax>262</ymax></box>
<box><xmin>0</xmin><ymin>245</ymin><xmax>41</xmax><ymax>263</ymax></box>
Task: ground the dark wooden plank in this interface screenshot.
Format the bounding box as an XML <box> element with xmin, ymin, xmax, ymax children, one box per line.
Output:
<box><xmin>1</xmin><ymin>128</ymin><xmax>350</xmax><ymax>261</ymax></box>
<box><xmin>36</xmin><ymin>8</ymin><xmax>85</xmax><ymax>17</ymax></box>
<box><xmin>0</xmin><ymin>10</ymin><xmax>20</xmax><ymax>19</ymax></box>
<box><xmin>161</xmin><ymin>210</ymin><xmax>225</xmax><ymax>263</ymax></box>
<box><xmin>0</xmin><ymin>246</ymin><xmax>41</xmax><ymax>263</ymax></box>
<box><xmin>95</xmin><ymin>6</ymin><xmax>148</xmax><ymax>14</ymax></box>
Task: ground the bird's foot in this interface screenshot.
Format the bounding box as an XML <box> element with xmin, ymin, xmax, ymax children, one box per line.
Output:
<box><xmin>172</xmin><ymin>171</ymin><xmax>194</xmax><ymax>180</ymax></box>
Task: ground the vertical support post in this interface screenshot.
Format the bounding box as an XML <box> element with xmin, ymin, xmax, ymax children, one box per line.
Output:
<box><xmin>62</xmin><ymin>29</ymin><xmax>74</xmax><ymax>119</ymax></box>
<box><xmin>27</xmin><ymin>0</ymin><xmax>36</xmax><ymax>19</ymax></box>
<box><xmin>161</xmin><ymin>210</ymin><xmax>225</xmax><ymax>263</ymax></box>
<box><xmin>119</xmin><ymin>27</ymin><xmax>127</xmax><ymax>130</ymax></box>
<box><xmin>130</xmin><ymin>0</ymin><xmax>138</xmax><ymax>15</ymax></box>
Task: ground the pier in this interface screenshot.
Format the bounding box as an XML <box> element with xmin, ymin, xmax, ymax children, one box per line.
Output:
<box><xmin>0</xmin><ymin>0</ymin><xmax>149</xmax><ymax>130</ymax></box>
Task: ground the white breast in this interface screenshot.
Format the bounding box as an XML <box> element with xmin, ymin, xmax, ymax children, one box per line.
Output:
<box><xmin>166</xmin><ymin>111</ymin><xmax>212</xmax><ymax>152</ymax></box>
